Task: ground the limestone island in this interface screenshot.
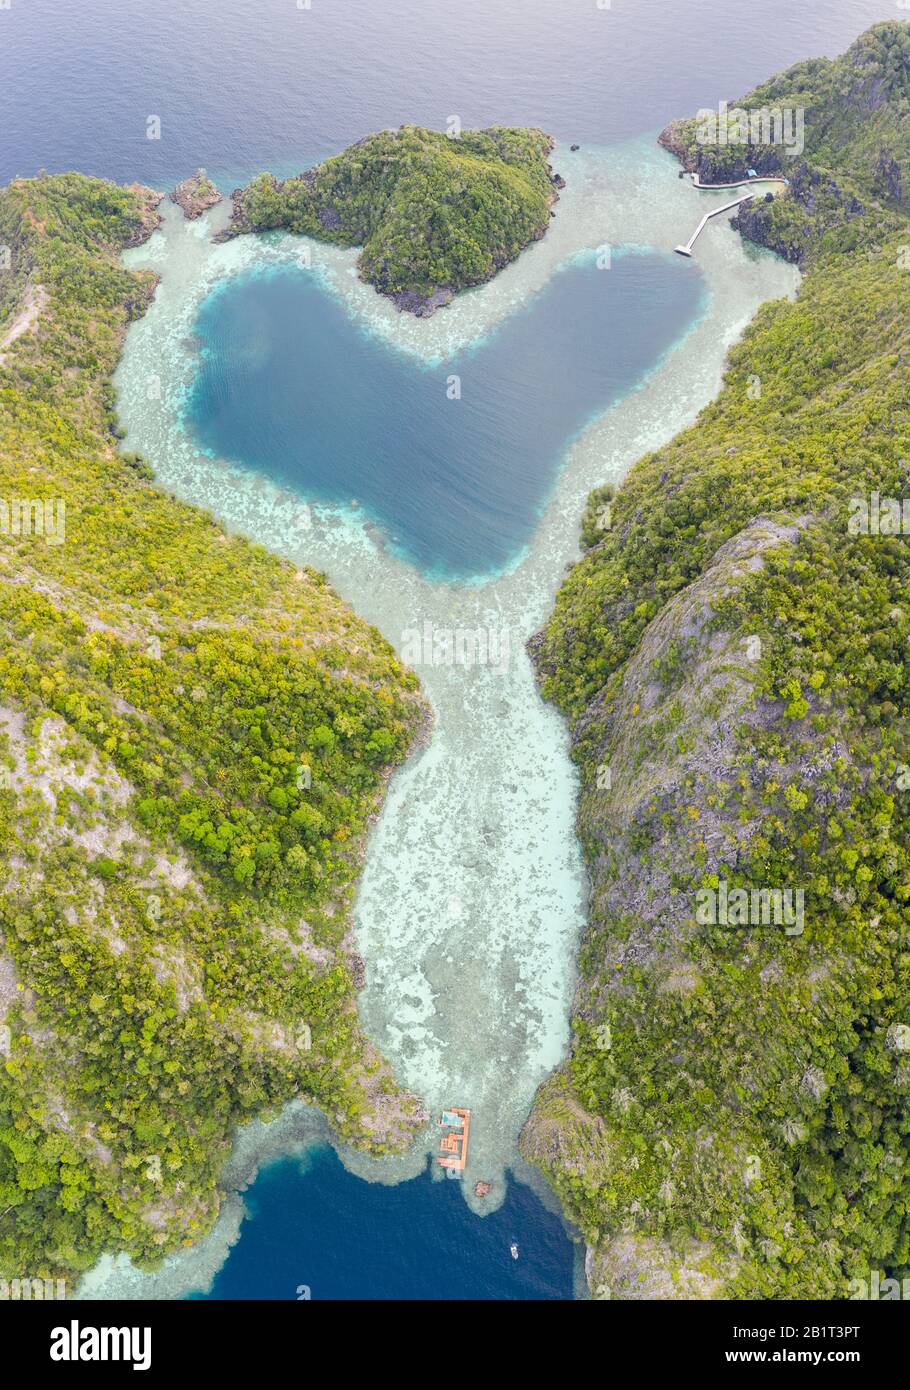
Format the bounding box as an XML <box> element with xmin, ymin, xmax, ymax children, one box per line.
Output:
<box><xmin>216</xmin><ymin>124</ymin><xmax>564</xmax><ymax>316</ymax></box>
<box><xmin>171</xmin><ymin>168</ymin><xmax>221</xmax><ymax>220</ymax></box>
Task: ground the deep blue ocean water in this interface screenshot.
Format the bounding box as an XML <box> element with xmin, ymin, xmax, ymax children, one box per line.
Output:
<box><xmin>2</xmin><ymin>0</ymin><xmax>894</xmax><ymax>1301</ymax></box>
<box><xmin>185</xmin><ymin>253</ymin><xmax>705</xmax><ymax>578</ymax></box>
<box><xmin>0</xmin><ymin>0</ymin><xmax>891</xmax><ymax>188</ymax></box>
<box><xmin>193</xmin><ymin>1151</ymin><xmax>575</xmax><ymax>1301</ymax></box>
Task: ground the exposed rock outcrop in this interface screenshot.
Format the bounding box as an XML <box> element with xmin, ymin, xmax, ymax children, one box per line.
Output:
<box><xmin>171</xmin><ymin>169</ymin><xmax>220</xmax><ymax>220</ymax></box>
<box><xmin>874</xmin><ymin>146</ymin><xmax>903</xmax><ymax>202</ymax></box>
<box><xmin>123</xmin><ymin>184</ymin><xmax>165</xmax><ymax>246</ymax></box>
<box><xmin>729</xmin><ymin>162</ymin><xmax>866</xmax><ymax>265</ymax></box>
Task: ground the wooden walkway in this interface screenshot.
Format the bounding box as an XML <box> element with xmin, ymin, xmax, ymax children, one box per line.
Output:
<box><xmin>674</xmin><ymin>172</ymin><xmax>789</xmax><ymax>257</ymax></box>
<box><xmin>673</xmin><ymin>172</ymin><xmax>790</xmax><ymax>257</ymax></box>
<box><xmin>673</xmin><ymin>192</ymin><xmax>756</xmax><ymax>257</ymax></box>
<box><xmin>691</xmin><ymin>173</ymin><xmax>789</xmax><ymax>192</ymax></box>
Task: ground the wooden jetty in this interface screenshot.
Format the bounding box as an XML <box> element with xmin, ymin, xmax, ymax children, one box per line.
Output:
<box><xmin>674</xmin><ymin>173</ymin><xmax>789</xmax><ymax>257</ymax></box>
<box><xmin>673</xmin><ymin>192</ymin><xmax>756</xmax><ymax>257</ymax></box>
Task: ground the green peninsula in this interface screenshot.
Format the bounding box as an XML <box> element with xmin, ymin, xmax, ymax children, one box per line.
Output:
<box><xmin>0</xmin><ymin>173</ymin><xmax>428</xmax><ymax>1283</ymax></box>
<box><xmin>221</xmin><ymin>124</ymin><xmax>563</xmax><ymax>315</ymax></box>
<box><xmin>522</xmin><ymin>21</ymin><xmax>910</xmax><ymax>1299</ymax></box>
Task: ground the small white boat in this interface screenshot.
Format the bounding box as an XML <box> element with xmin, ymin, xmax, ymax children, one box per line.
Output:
<box><xmin>510</xmin><ymin>1242</ymin><xmax>519</xmax><ymax>1260</ymax></box>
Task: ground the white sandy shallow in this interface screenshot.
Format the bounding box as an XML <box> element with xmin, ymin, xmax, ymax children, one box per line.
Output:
<box><xmin>78</xmin><ymin>135</ymin><xmax>799</xmax><ymax>1298</ymax></box>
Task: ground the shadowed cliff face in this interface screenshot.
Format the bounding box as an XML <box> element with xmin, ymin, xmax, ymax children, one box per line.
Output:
<box><xmin>523</xmin><ymin>21</ymin><xmax>910</xmax><ymax>1300</ymax></box>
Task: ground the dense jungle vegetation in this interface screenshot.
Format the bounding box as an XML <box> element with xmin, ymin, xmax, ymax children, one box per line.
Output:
<box><xmin>226</xmin><ymin>124</ymin><xmax>559</xmax><ymax>308</ymax></box>
<box><xmin>0</xmin><ymin>173</ymin><xmax>427</xmax><ymax>1283</ymax></box>
<box><xmin>522</xmin><ymin>21</ymin><xmax>910</xmax><ymax>1298</ymax></box>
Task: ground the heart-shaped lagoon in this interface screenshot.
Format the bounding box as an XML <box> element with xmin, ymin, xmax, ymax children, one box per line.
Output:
<box><xmin>184</xmin><ymin>251</ymin><xmax>705</xmax><ymax>581</ymax></box>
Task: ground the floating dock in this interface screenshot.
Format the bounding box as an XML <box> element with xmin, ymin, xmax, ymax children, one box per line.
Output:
<box><xmin>437</xmin><ymin>1107</ymin><xmax>471</xmax><ymax>1174</ymax></box>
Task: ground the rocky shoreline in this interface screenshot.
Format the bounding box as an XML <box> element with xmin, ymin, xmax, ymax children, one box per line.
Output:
<box><xmin>657</xmin><ymin>121</ymin><xmax>869</xmax><ymax>267</ymax></box>
<box><xmin>213</xmin><ymin>128</ymin><xmax>565</xmax><ymax>317</ymax></box>
<box><xmin>123</xmin><ymin>183</ymin><xmax>165</xmax><ymax>246</ymax></box>
<box><xmin>657</xmin><ymin>119</ymin><xmax>785</xmax><ymax>184</ymax></box>
<box><xmin>729</xmin><ymin>163</ymin><xmax>866</xmax><ymax>264</ymax></box>
<box><xmin>171</xmin><ymin>168</ymin><xmax>221</xmax><ymax>220</ymax></box>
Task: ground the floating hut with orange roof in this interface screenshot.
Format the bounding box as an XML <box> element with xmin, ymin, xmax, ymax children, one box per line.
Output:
<box><xmin>437</xmin><ymin>1107</ymin><xmax>470</xmax><ymax>1175</ymax></box>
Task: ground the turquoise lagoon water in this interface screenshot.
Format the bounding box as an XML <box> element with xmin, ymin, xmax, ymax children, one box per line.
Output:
<box><xmin>84</xmin><ymin>146</ymin><xmax>799</xmax><ymax>1303</ymax></box>
<box><xmin>0</xmin><ymin>0</ymin><xmax>822</xmax><ymax>1301</ymax></box>
<box><xmin>184</xmin><ymin>253</ymin><xmax>705</xmax><ymax>578</ymax></box>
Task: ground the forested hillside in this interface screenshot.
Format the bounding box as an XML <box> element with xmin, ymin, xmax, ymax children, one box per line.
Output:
<box><xmin>661</xmin><ymin>19</ymin><xmax>909</xmax><ymax>264</ymax></box>
<box><xmin>0</xmin><ymin>173</ymin><xmax>427</xmax><ymax>1282</ymax></box>
<box><xmin>522</xmin><ymin>22</ymin><xmax>910</xmax><ymax>1299</ymax></box>
<box><xmin>223</xmin><ymin>125</ymin><xmax>561</xmax><ymax>313</ymax></box>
